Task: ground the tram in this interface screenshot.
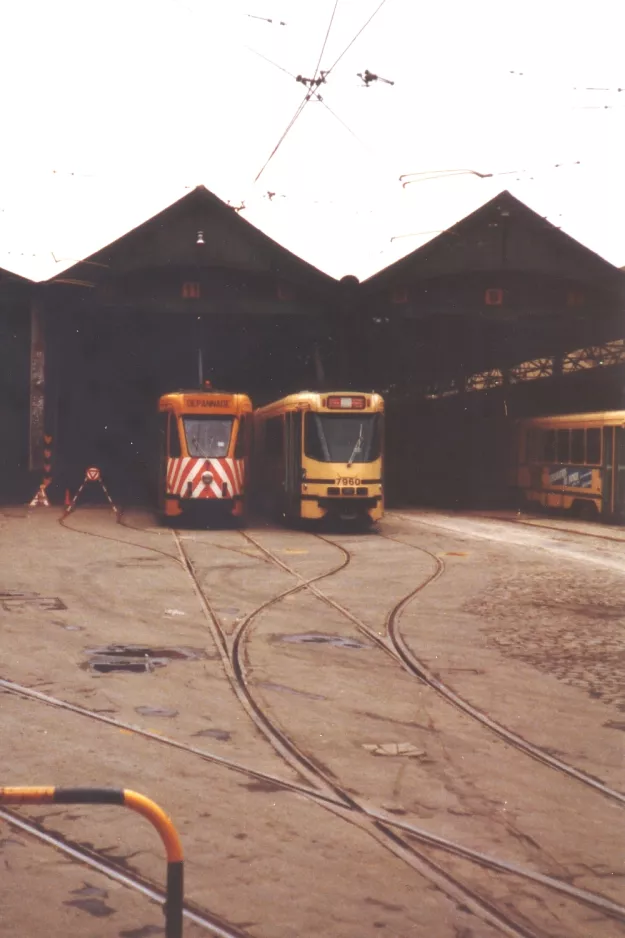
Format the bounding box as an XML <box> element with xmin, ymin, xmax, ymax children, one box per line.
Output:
<box><xmin>510</xmin><ymin>410</ymin><xmax>625</xmax><ymax>522</ymax></box>
<box><xmin>157</xmin><ymin>386</ymin><xmax>252</xmax><ymax>522</ymax></box>
<box><xmin>253</xmin><ymin>391</ymin><xmax>384</xmax><ymax>525</ymax></box>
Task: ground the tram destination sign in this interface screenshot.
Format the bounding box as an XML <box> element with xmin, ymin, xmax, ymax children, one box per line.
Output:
<box><xmin>183</xmin><ymin>396</ymin><xmax>232</xmax><ymax>409</ymax></box>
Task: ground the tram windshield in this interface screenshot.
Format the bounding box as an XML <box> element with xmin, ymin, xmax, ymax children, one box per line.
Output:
<box><xmin>304</xmin><ymin>413</ymin><xmax>382</xmax><ymax>464</ymax></box>
<box><xmin>183</xmin><ymin>416</ymin><xmax>234</xmax><ymax>457</ymax></box>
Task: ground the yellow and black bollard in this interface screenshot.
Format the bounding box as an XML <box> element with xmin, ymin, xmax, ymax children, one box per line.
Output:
<box><xmin>0</xmin><ymin>787</ymin><xmax>184</xmax><ymax>938</ymax></box>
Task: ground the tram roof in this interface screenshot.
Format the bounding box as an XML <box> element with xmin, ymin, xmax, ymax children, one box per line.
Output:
<box><xmin>254</xmin><ymin>391</ymin><xmax>384</xmax><ymax>415</ymax></box>
<box><xmin>363</xmin><ymin>191</ymin><xmax>625</xmax><ymax>293</ymax></box>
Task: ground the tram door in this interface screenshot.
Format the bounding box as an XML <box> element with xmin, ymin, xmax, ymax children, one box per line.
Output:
<box><xmin>157</xmin><ymin>412</ymin><xmax>180</xmax><ymax>509</ymax></box>
<box><xmin>284</xmin><ymin>411</ymin><xmax>302</xmax><ymax>519</ymax></box>
<box><xmin>157</xmin><ymin>412</ymin><xmax>169</xmax><ymax>510</ymax></box>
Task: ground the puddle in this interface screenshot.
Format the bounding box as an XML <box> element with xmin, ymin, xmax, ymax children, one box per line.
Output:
<box><xmin>258</xmin><ymin>681</ymin><xmax>327</xmax><ymax>701</ymax></box>
<box><xmin>242</xmin><ymin>781</ymin><xmax>284</xmax><ymax>793</ymax></box>
<box><xmin>83</xmin><ymin>645</ymin><xmax>207</xmax><ymax>673</ymax></box>
<box><xmin>193</xmin><ymin>728</ymin><xmax>231</xmax><ymax>741</ymax></box>
<box><xmin>276</xmin><ymin>633</ymin><xmax>369</xmax><ymax>649</ymax></box>
<box><xmin>63</xmin><ymin>898</ymin><xmax>115</xmax><ymax>918</ymax></box>
<box><xmin>115</xmin><ymin>557</ymin><xmax>163</xmax><ymax>568</ymax></box>
<box><xmin>53</xmin><ymin>620</ymin><xmax>84</xmax><ymax>632</ymax></box>
<box><xmin>120</xmin><ymin>927</ymin><xmax>164</xmax><ymax>938</ymax></box>
<box><xmin>362</xmin><ymin>742</ymin><xmax>426</xmax><ymax>758</ymax></box>
<box><xmin>71</xmin><ymin>883</ymin><xmax>109</xmax><ymax>899</ymax></box>
<box><xmin>135</xmin><ymin>706</ymin><xmax>178</xmax><ymax>718</ymax></box>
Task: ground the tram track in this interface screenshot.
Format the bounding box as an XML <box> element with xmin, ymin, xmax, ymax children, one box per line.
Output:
<box><xmin>170</xmin><ymin>528</ymin><xmax>625</xmax><ymax>934</ymax></box>
<box><xmin>19</xmin><ymin>511</ymin><xmax>621</xmax><ymax>934</ymax></box>
<box><xmin>470</xmin><ymin>512</ymin><xmax>625</xmax><ymax>544</ymax></box>
<box><xmin>0</xmin><ymin>804</ymin><xmax>252</xmax><ymax>938</ymax></box>
<box><xmin>171</xmin><ymin>531</ymin><xmax>542</xmax><ymax>938</ymax></box>
<box><xmin>243</xmin><ymin>528</ymin><xmax>625</xmax><ymax>807</ymax></box>
<box><xmin>2</xmin><ymin>675</ymin><xmax>623</xmax><ymax>925</ymax></box>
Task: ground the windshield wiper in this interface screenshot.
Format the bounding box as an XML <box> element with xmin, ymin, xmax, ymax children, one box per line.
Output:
<box><xmin>347</xmin><ymin>424</ymin><xmax>364</xmax><ymax>467</ymax></box>
<box><xmin>192</xmin><ymin>437</ymin><xmax>210</xmax><ymax>459</ymax></box>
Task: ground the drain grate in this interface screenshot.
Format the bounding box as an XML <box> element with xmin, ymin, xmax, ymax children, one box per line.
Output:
<box><xmin>83</xmin><ymin>644</ymin><xmax>207</xmax><ymax>674</ymax></box>
<box><xmin>0</xmin><ymin>590</ymin><xmax>67</xmax><ymax>612</ymax></box>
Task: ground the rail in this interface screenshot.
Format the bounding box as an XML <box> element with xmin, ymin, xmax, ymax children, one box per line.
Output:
<box><xmin>0</xmin><ymin>786</ymin><xmax>184</xmax><ymax>938</ymax></box>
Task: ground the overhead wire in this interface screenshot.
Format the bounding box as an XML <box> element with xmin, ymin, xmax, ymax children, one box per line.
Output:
<box><xmin>246</xmin><ymin>45</ymin><xmax>367</xmax><ymax>148</ymax></box>
<box><xmin>508</xmin><ymin>71</ymin><xmax>624</xmax><ymax>93</ymax></box>
<box><xmin>253</xmin><ymin>0</ymin><xmax>391</xmax><ymax>183</ymax></box>
<box><xmin>399</xmin><ymin>161</ymin><xmax>582</xmax><ymax>187</ymax></box>
<box><xmin>252</xmin><ymin>1</ymin><xmax>342</xmax><ymax>183</ymax></box>
<box><xmin>311</xmin><ymin>0</ymin><xmax>340</xmax><ymax>84</ymax></box>
<box><xmin>253</xmin><ymin>91</ymin><xmax>312</xmax><ymax>183</ymax></box>
<box><xmin>323</xmin><ymin>0</ymin><xmax>388</xmax><ymax>80</ymax></box>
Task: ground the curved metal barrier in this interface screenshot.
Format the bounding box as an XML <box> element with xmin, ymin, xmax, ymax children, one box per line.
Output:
<box><xmin>0</xmin><ymin>786</ymin><xmax>184</xmax><ymax>938</ymax></box>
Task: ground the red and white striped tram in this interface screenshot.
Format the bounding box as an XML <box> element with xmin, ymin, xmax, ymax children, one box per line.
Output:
<box><xmin>157</xmin><ymin>387</ymin><xmax>252</xmax><ymax>522</ymax></box>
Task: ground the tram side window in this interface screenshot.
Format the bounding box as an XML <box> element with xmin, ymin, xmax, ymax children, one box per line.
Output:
<box><xmin>556</xmin><ymin>429</ymin><xmax>570</xmax><ymax>463</ymax></box>
<box><xmin>571</xmin><ymin>429</ymin><xmax>584</xmax><ymax>464</ymax></box>
<box><xmin>586</xmin><ymin>428</ymin><xmax>601</xmax><ymax>465</ymax></box>
<box><xmin>544</xmin><ymin>430</ymin><xmax>556</xmax><ymax>462</ymax></box>
<box><xmin>169</xmin><ymin>414</ymin><xmax>181</xmax><ymax>458</ymax></box>
<box><xmin>265</xmin><ymin>417</ymin><xmax>283</xmax><ymax>458</ymax></box>
<box><xmin>234</xmin><ymin>416</ymin><xmax>247</xmax><ymax>459</ymax></box>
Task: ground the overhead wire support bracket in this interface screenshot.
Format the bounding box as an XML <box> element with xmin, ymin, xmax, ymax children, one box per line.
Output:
<box><xmin>296</xmin><ymin>72</ymin><xmax>327</xmax><ymax>88</ymax></box>
<box><xmin>357</xmin><ymin>69</ymin><xmax>394</xmax><ymax>87</ymax></box>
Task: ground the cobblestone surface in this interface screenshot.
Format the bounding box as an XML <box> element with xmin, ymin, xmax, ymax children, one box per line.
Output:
<box><xmin>464</xmin><ymin>567</ymin><xmax>625</xmax><ymax>707</ymax></box>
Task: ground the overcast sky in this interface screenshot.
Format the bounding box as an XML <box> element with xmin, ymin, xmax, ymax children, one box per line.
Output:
<box><xmin>1</xmin><ymin>0</ymin><xmax>623</xmax><ymax>282</ymax></box>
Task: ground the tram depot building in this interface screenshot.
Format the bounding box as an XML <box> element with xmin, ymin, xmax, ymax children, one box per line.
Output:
<box><xmin>0</xmin><ymin>186</ymin><xmax>623</xmax><ymax>508</ymax></box>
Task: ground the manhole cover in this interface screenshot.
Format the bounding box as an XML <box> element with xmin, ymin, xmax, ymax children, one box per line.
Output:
<box><xmin>83</xmin><ymin>645</ymin><xmax>206</xmax><ymax>674</ymax></box>
<box><xmin>278</xmin><ymin>633</ymin><xmax>368</xmax><ymax>649</ymax></box>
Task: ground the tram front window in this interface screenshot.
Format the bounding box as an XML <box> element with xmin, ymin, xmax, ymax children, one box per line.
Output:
<box><xmin>183</xmin><ymin>416</ymin><xmax>234</xmax><ymax>457</ymax></box>
<box><xmin>305</xmin><ymin>413</ymin><xmax>381</xmax><ymax>463</ymax></box>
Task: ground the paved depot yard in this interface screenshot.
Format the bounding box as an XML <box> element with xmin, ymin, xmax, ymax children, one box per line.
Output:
<box><xmin>1</xmin><ymin>506</ymin><xmax>624</xmax><ymax>937</ymax></box>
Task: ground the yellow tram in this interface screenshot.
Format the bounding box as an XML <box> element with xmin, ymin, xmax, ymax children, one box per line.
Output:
<box><xmin>157</xmin><ymin>387</ymin><xmax>252</xmax><ymax>521</ymax></box>
<box><xmin>254</xmin><ymin>391</ymin><xmax>384</xmax><ymax>524</ymax></box>
<box><xmin>510</xmin><ymin>410</ymin><xmax>625</xmax><ymax>522</ymax></box>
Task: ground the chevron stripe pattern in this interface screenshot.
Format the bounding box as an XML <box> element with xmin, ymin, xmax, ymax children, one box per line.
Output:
<box><xmin>166</xmin><ymin>458</ymin><xmax>244</xmax><ymax>499</ymax></box>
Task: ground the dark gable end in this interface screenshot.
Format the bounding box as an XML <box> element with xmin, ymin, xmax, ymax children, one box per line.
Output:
<box><xmin>0</xmin><ymin>265</ymin><xmax>34</xmax><ymax>309</ymax></box>
<box><xmin>0</xmin><ymin>265</ymin><xmax>34</xmax><ymax>287</ymax></box>
<box><xmin>45</xmin><ymin>185</ymin><xmax>335</xmax><ymax>294</ymax></box>
<box><xmin>363</xmin><ymin>191</ymin><xmax>625</xmax><ymax>295</ymax></box>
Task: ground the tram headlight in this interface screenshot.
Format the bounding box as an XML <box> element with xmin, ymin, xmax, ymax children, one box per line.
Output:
<box><xmin>201</xmin><ymin>471</ymin><xmax>214</xmax><ymax>485</ymax></box>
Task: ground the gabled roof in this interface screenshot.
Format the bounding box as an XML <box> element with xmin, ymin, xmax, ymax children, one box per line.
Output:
<box><xmin>0</xmin><ymin>265</ymin><xmax>34</xmax><ymax>287</ymax></box>
<box><xmin>46</xmin><ymin>185</ymin><xmax>335</xmax><ymax>291</ymax></box>
<box><xmin>364</xmin><ymin>191</ymin><xmax>625</xmax><ymax>292</ymax></box>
